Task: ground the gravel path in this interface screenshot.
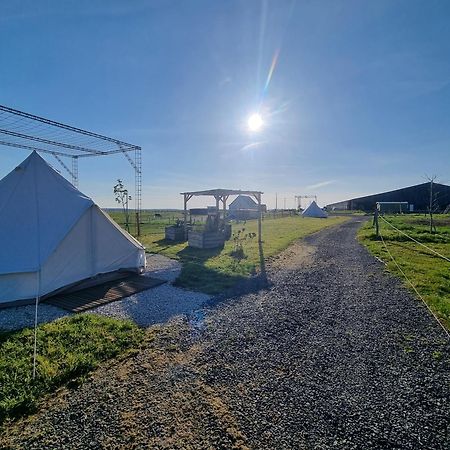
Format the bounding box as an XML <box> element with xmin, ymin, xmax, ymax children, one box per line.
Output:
<box><xmin>1</xmin><ymin>219</ymin><xmax>449</xmax><ymax>449</ymax></box>
<box><xmin>0</xmin><ymin>254</ymin><xmax>209</xmax><ymax>330</ymax></box>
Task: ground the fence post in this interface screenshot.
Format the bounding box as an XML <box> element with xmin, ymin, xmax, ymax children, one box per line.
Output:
<box><xmin>374</xmin><ymin>208</ymin><xmax>379</xmax><ymax>238</ymax></box>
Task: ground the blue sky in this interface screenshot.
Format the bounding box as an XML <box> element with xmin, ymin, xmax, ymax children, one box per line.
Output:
<box><xmin>1</xmin><ymin>0</ymin><xmax>449</xmax><ymax>209</ymax></box>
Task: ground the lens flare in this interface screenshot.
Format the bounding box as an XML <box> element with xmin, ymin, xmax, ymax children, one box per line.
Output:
<box><xmin>247</xmin><ymin>113</ymin><xmax>263</xmax><ymax>132</ymax></box>
<box><xmin>263</xmin><ymin>49</ymin><xmax>280</xmax><ymax>96</ymax></box>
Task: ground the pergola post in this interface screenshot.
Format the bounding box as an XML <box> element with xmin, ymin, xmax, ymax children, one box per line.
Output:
<box><xmin>215</xmin><ymin>195</ymin><xmax>220</xmax><ymax>212</ymax></box>
<box><xmin>222</xmin><ymin>195</ymin><xmax>228</xmax><ymax>221</ymax></box>
<box><xmin>183</xmin><ymin>193</ymin><xmax>188</xmax><ymax>224</ymax></box>
<box><xmin>255</xmin><ymin>192</ymin><xmax>262</xmax><ymax>243</ymax></box>
<box><xmin>183</xmin><ymin>193</ymin><xmax>193</xmax><ymax>238</ymax></box>
<box><xmin>183</xmin><ymin>193</ymin><xmax>188</xmax><ymax>238</ymax></box>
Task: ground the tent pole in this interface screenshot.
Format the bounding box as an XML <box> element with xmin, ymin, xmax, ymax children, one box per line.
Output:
<box><xmin>32</xmin><ymin>271</ymin><xmax>40</xmax><ymax>380</ymax></box>
<box><xmin>32</xmin><ymin>157</ymin><xmax>42</xmax><ymax>381</ymax></box>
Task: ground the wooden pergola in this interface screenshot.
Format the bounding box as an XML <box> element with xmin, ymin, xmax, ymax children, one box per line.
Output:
<box><xmin>180</xmin><ymin>188</ymin><xmax>264</xmax><ymax>242</ymax></box>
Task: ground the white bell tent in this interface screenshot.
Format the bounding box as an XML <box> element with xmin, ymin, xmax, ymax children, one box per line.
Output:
<box><xmin>0</xmin><ymin>151</ymin><xmax>146</xmax><ymax>306</ymax></box>
<box><xmin>302</xmin><ymin>200</ymin><xmax>328</xmax><ymax>218</ymax></box>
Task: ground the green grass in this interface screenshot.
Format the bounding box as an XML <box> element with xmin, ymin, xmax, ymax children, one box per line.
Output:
<box><xmin>137</xmin><ymin>215</ymin><xmax>349</xmax><ymax>294</ymax></box>
<box><xmin>358</xmin><ymin>214</ymin><xmax>450</xmax><ymax>330</ymax></box>
<box><xmin>108</xmin><ymin>209</ymin><xmax>184</xmax><ymax>236</ymax></box>
<box><xmin>0</xmin><ymin>314</ymin><xmax>144</xmax><ymax>424</ymax></box>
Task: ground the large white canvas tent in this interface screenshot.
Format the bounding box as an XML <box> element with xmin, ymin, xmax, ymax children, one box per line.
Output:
<box><xmin>0</xmin><ymin>151</ymin><xmax>146</xmax><ymax>306</ymax></box>
<box><xmin>302</xmin><ymin>200</ymin><xmax>328</xmax><ymax>218</ymax></box>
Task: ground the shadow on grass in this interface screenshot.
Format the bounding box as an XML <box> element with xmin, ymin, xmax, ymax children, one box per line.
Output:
<box><xmin>0</xmin><ymin>329</ymin><xmax>14</xmax><ymax>345</ymax></box>
<box><xmin>173</xmin><ymin>245</ymin><xmax>245</xmax><ymax>295</ymax></box>
<box><xmin>146</xmin><ymin>238</ymin><xmax>239</xmax><ymax>294</ymax></box>
<box><xmin>148</xmin><ymin>238</ymin><xmax>184</xmax><ymax>254</ymax></box>
<box><xmin>146</xmin><ymin>231</ymin><xmax>271</xmax><ymax>297</ymax></box>
<box><xmin>151</xmin><ymin>237</ymin><xmax>270</xmax><ymax>297</ymax></box>
<box><xmin>174</xmin><ymin>264</ymin><xmax>246</xmax><ymax>295</ymax></box>
<box><xmin>204</xmin><ymin>240</ymin><xmax>270</xmax><ymax>307</ymax></box>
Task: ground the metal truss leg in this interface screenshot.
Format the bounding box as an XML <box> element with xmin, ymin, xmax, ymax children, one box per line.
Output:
<box><xmin>71</xmin><ymin>156</ymin><xmax>79</xmax><ymax>188</ymax></box>
<box><xmin>134</xmin><ymin>147</ymin><xmax>142</xmax><ymax>236</ymax></box>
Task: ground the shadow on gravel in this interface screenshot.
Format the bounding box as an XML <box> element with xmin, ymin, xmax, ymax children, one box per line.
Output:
<box><xmin>259</xmin><ymin>241</ymin><xmax>267</xmax><ymax>282</ymax></box>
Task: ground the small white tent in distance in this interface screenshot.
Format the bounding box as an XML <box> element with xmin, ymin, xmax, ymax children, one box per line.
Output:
<box><xmin>302</xmin><ymin>200</ymin><xmax>328</xmax><ymax>218</ymax></box>
<box><xmin>0</xmin><ymin>151</ymin><xmax>146</xmax><ymax>306</ymax></box>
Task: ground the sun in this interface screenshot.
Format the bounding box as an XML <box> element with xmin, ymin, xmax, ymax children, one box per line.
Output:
<box><xmin>247</xmin><ymin>113</ymin><xmax>263</xmax><ymax>132</ymax></box>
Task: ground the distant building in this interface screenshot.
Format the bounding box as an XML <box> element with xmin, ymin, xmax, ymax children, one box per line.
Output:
<box><xmin>229</xmin><ymin>195</ymin><xmax>264</xmax><ymax>220</ymax></box>
<box><xmin>376</xmin><ymin>202</ymin><xmax>409</xmax><ymax>214</ymax></box>
<box><xmin>327</xmin><ymin>182</ymin><xmax>450</xmax><ymax>212</ymax></box>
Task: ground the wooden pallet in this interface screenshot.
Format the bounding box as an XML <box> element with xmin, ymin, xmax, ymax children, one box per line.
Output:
<box><xmin>44</xmin><ymin>275</ymin><xmax>166</xmax><ymax>313</ymax></box>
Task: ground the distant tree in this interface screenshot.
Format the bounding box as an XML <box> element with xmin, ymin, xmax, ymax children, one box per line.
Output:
<box><xmin>114</xmin><ymin>179</ymin><xmax>132</xmax><ymax>232</ymax></box>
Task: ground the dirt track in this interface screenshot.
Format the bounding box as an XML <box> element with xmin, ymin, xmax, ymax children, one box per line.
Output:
<box><xmin>2</xmin><ymin>218</ymin><xmax>449</xmax><ymax>449</ymax></box>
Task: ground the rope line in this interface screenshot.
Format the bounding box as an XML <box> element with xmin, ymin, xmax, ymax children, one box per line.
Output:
<box><xmin>379</xmin><ymin>215</ymin><xmax>450</xmax><ymax>263</ymax></box>
<box><xmin>379</xmin><ymin>230</ymin><xmax>450</xmax><ymax>340</ymax></box>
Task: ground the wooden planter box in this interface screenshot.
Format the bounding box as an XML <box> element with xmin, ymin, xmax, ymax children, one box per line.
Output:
<box><xmin>165</xmin><ymin>226</ymin><xmax>186</xmax><ymax>241</ymax></box>
<box><xmin>188</xmin><ymin>230</ymin><xmax>226</xmax><ymax>249</ymax></box>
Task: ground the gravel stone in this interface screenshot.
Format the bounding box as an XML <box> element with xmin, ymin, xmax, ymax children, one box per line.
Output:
<box><xmin>91</xmin><ymin>254</ymin><xmax>209</xmax><ymax>326</ymax></box>
<box><xmin>1</xmin><ymin>219</ymin><xmax>449</xmax><ymax>449</ymax></box>
<box><xmin>92</xmin><ymin>282</ymin><xmax>209</xmax><ymax>327</ymax></box>
<box><xmin>0</xmin><ymin>254</ymin><xmax>209</xmax><ymax>330</ymax></box>
<box><xmin>0</xmin><ymin>303</ymin><xmax>68</xmax><ymax>332</ymax></box>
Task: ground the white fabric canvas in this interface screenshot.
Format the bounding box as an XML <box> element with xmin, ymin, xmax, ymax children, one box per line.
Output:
<box><xmin>229</xmin><ymin>195</ymin><xmax>258</xmax><ymax>210</ymax></box>
<box><xmin>302</xmin><ymin>201</ymin><xmax>328</xmax><ymax>218</ymax></box>
<box><xmin>0</xmin><ymin>152</ymin><xmax>146</xmax><ymax>304</ymax></box>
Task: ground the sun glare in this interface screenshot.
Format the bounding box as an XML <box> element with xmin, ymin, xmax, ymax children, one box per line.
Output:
<box><xmin>247</xmin><ymin>113</ymin><xmax>263</xmax><ymax>132</ymax></box>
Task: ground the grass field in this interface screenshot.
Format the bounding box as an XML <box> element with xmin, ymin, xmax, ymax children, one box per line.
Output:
<box><xmin>111</xmin><ymin>211</ymin><xmax>350</xmax><ymax>294</ymax></box>
<box><xmin>0</xmin><ymin>314</ymin><xmax>145</xmax><ymax>424</ymax></box>
<box><xmin>358</xmin><ymin>214</ymin><xmax>450</xmax><ymax>330</ymax></box>
<box><xmin>107</xmin><ymin>209</ymin><xmax>184</xmax><ymax>236</ymax></box>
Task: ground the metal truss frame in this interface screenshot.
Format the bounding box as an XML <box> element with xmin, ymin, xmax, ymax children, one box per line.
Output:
<box><xmin>0</xmin><ymin>104</ymin><xmax>142</xmax><ymax>234</ymax></box>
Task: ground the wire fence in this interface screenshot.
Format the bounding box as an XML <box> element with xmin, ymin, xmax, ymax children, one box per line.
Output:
<box><xmin>375</xmin><ymin>214</ymin><xmax>450</xmax><ymax>339</ymax></box>
<box><xmin>379</xmin><ymin>215</ymin><xmax>450</xmax><ymax>263</ymax></box>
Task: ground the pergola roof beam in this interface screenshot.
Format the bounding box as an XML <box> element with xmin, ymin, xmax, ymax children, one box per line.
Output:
<box><xmin>180</xmin><ymin>188</ymin><xmax>263</xmax><ymax>197</ymax></box>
